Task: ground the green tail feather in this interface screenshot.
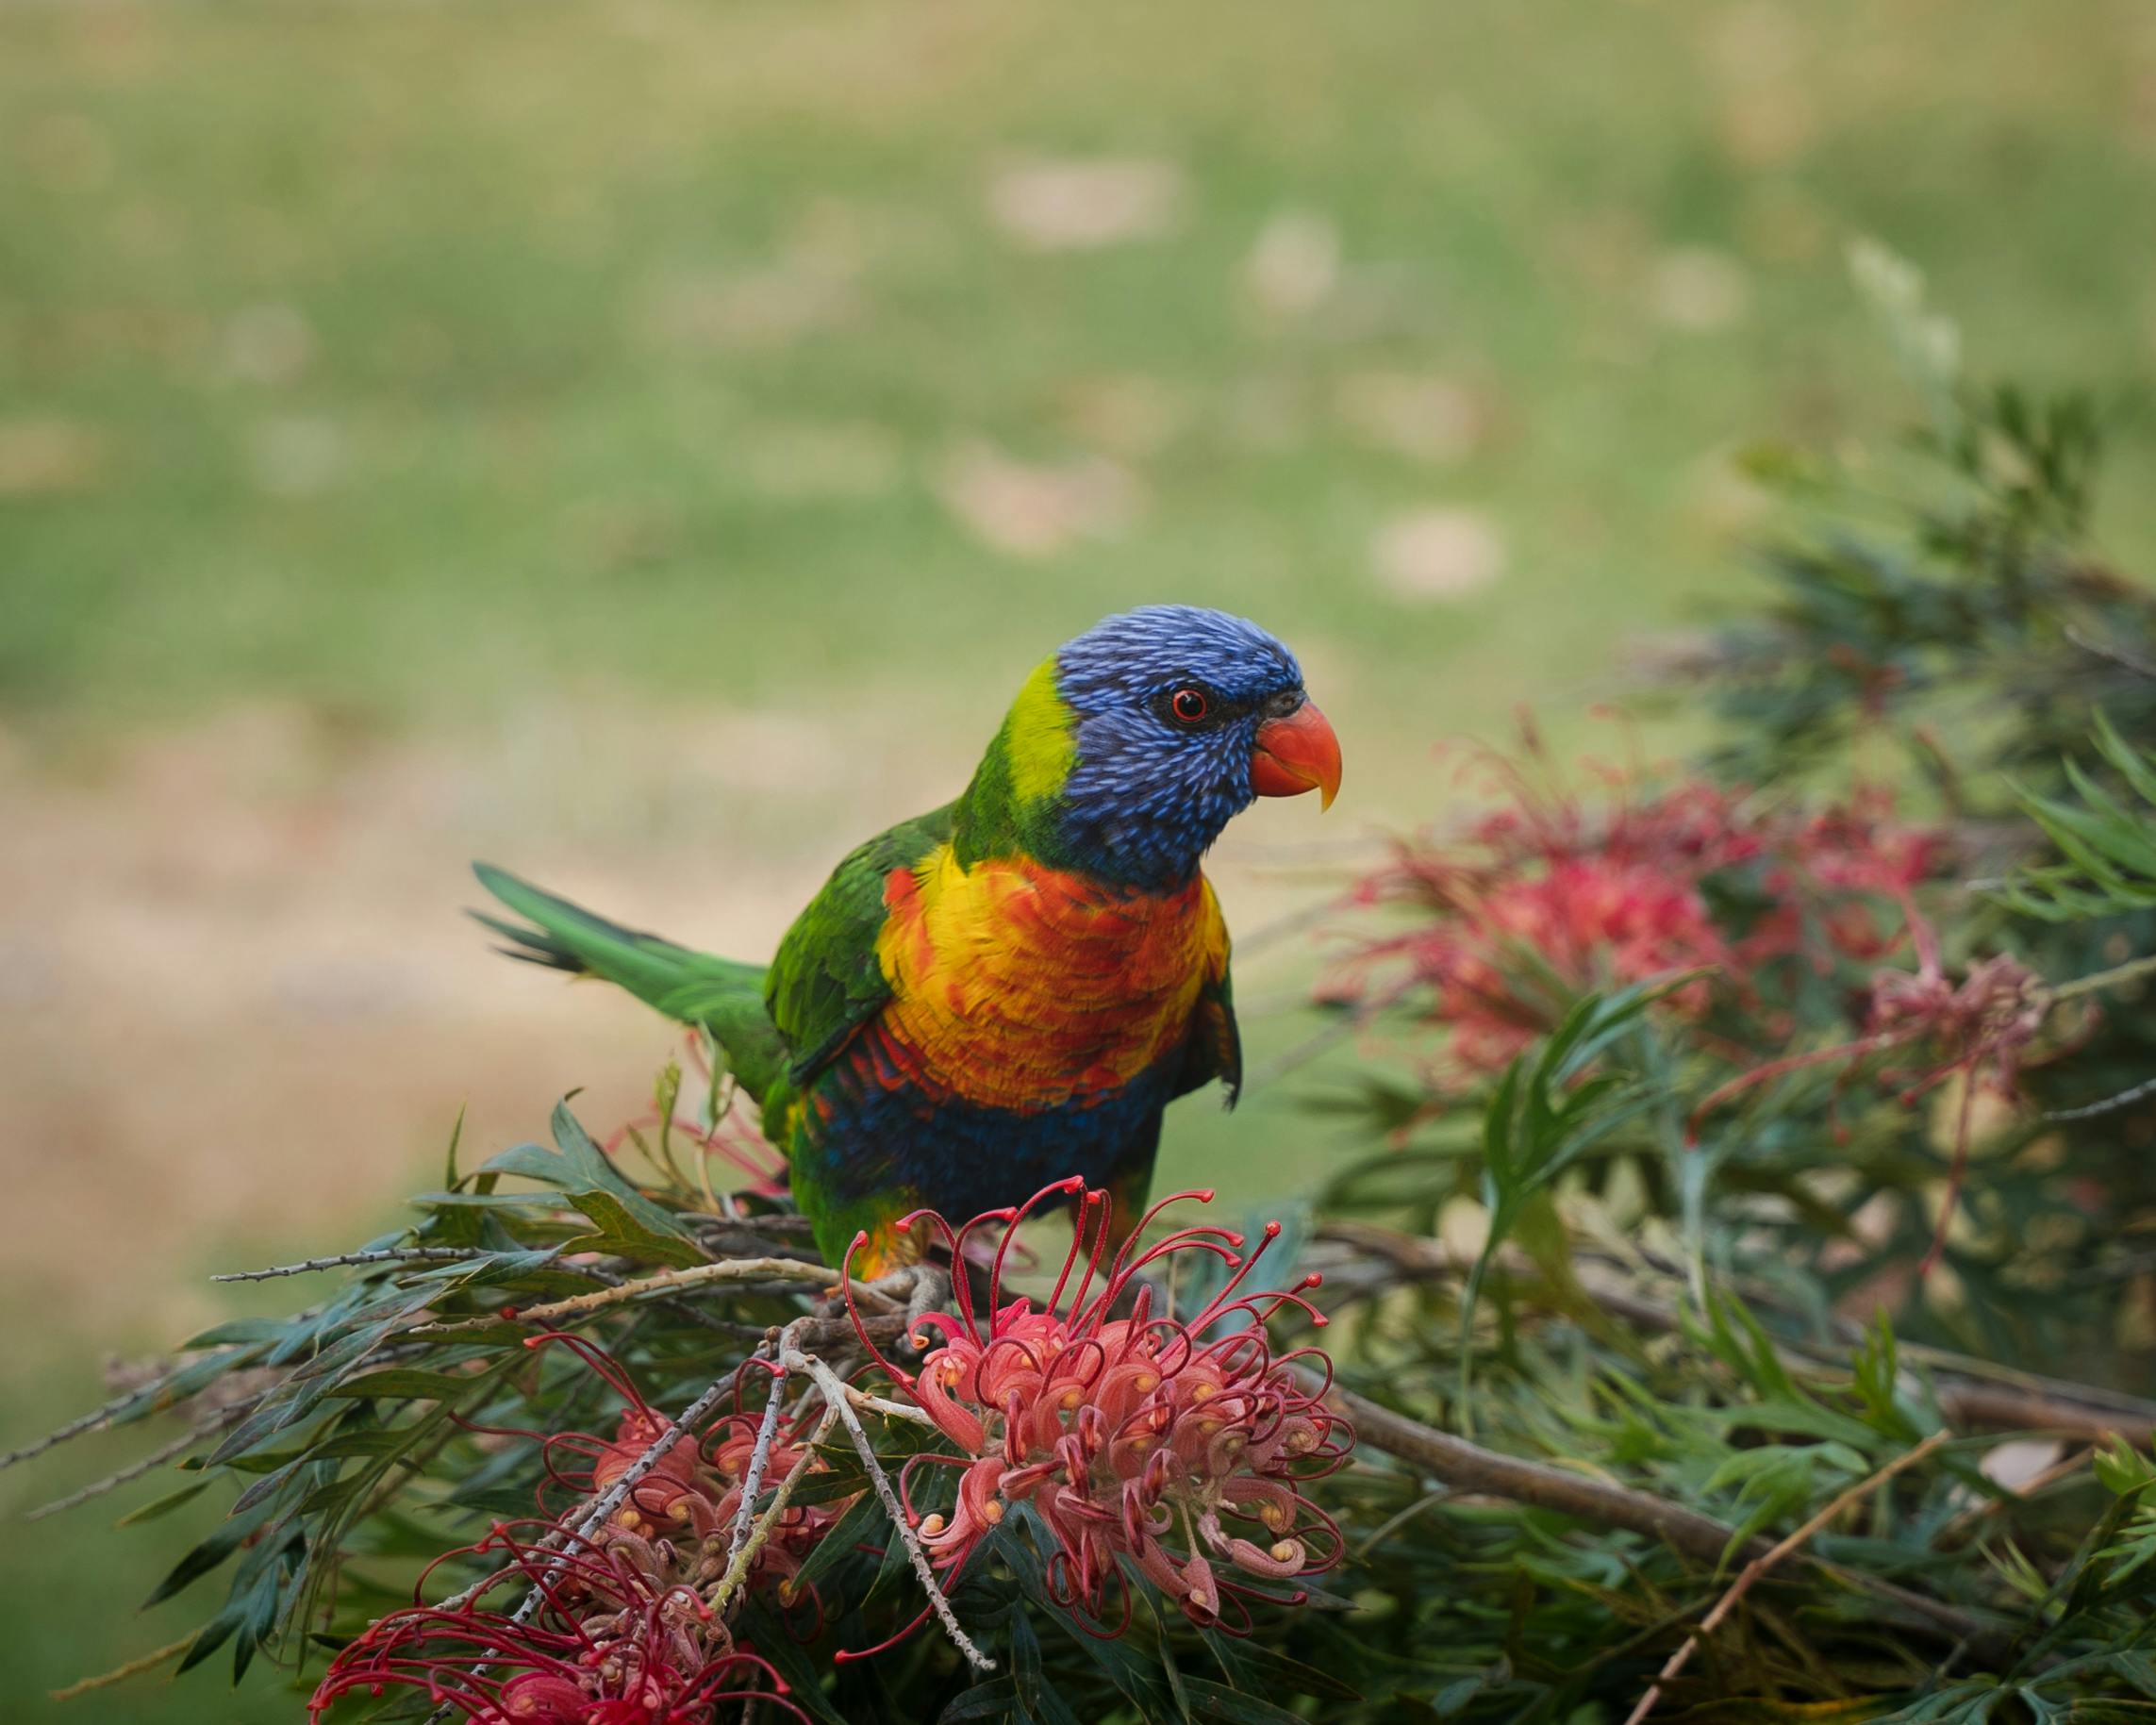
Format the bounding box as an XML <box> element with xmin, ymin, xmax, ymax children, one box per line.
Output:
<box><xmin>471</xmin><ymin>863</ymin><xmax>788</xmax><ymax>1101</ymax></box>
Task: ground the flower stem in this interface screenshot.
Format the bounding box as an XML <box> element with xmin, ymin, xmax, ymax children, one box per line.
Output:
<box><xmin>2048</xmin><ymin>949</ymin><xmax>2156</xmax><ymax>1003</ymax></box>
<box><xmin>789</xmin><ymin>1352</ymin><xmax>996</xmax><ymax>1672</ymax></box>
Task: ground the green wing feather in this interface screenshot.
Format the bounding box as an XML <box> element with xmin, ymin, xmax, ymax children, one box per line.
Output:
<box><xmin>765</xmin><ymin>803</ymin><xmax>957</xmax><ymax>1086</ymax></box>
<box><xmin>471</xmin><ymin>863</ymin><xmax>788</xmax><ymax>1101</ymax></box>
<box><xmin>1174</xmin><ymin>967</ymin><xmax>1242</xmax><ymax>1106</ymax></box>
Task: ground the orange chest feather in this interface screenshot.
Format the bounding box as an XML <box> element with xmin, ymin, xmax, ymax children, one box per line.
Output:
<box><xmin>871</xmin><ymin>846</ymin><xmax>1228</xmax><ymax>1110</ymax></box>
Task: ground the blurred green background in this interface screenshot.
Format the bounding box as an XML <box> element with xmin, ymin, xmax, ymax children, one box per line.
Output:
<box><xmin>5</xmin><ymin>0</ymin><xmax>2155</xmax><ymax>1715</ymax></box>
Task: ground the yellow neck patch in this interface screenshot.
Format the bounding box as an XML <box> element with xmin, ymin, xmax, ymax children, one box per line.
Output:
<box><xmin>1003</xmin><ymin>658</ymin><xmax>1078</xmax><ymax>804</ymax></box>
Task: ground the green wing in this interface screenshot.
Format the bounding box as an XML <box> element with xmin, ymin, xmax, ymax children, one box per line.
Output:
<box><xmin>1174</xmin><ymin>965</ymin><xmax>1242</xmax><ymax>1106</ymax></box>
<box><xmin>472</xmin><ymin>863</ymin><xmax>787</xmax><ymax>1100</ymax></box>
<box><xmin>766</xmin><ymin>803</ymin><xmax>958</xmax><ymax>1088</ymax></box>
<box><xmin>1170</xmin><ymin>880</ymin><xmax>1240</xmax><ymax>1106</ymax></box>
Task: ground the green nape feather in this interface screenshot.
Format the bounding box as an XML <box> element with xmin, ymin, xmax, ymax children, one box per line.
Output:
<box><xmin>471</xmin><ymin>863</ymin><xmax>788</xmax><ymax>1100</ymax></box>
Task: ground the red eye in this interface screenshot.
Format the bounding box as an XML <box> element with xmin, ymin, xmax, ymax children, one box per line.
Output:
<box><xmin>1170</xmin><ymin>688</ymin><xmax>1209</xmax><ymax>723</ymax></box>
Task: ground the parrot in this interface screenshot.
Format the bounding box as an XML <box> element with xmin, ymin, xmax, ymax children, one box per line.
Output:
<box><xmin>473</xmin><ymin>605</ymin><xmax>1342</xmax><ymax>1275</ymax></box>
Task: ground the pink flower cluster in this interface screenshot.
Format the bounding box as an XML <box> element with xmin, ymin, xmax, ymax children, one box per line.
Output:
<box><xmin>845</xmin><ymin>1180</ymin><xmax>1351</xmax><ymax>1639</ymax></box>
<box><xmin>1335</xmin><ymin>749</ymin><xmax>1946</xmax><ymax>1073</ymax></box>
<box><xmin>532</xmin><ymin>1336</ymin><xmax>851</xmax><ymax>1604</ymax></box>
<box><xmin>312</xmin><ymin>1339</ymin><xmax>854</xmax><ymax>1722</ymax></box>
<box><xmin>1689</xmin><ymin>914</ymin><xmax>2050</xmax><ymax>1271</ymax></box>
<box><xmin>307</xmin><ymin>1525</ymin><xmax>803</xmax><ymax>1724</ymax></box>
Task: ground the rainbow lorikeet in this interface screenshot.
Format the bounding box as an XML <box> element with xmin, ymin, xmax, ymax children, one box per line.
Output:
<box><xmin>473</xmin><ymin>605</ymin><xmax>1342</xmax><ymax>1274</ymax></box>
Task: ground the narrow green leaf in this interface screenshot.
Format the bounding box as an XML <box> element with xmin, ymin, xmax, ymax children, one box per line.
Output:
<box><xmin>324</xmin><ymin>1368</ymin><xmax>493</xmax><ymax>1402</ymax></box>
<box><xmin>142</xmin><ymin>1500</ymin><xmax>276</xmax><ymax>1609</ymax></box>
<box><xmin>1181</xmin><ymin>1675</ymin><xmax>1316</xmax><ymax>1725</ymax></box>
<box><xmin>938</xmin><ymin>1680</ymin><xmax>1019</xmax><ymax>1723</ymax></box>
<box><xmin>113</xmin><ymin>1478</ymin><xmax>212</xmax><ymax>1528</ymax></box>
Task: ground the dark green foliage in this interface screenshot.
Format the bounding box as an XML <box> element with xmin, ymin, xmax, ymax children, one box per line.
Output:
<box><xmin>21</xmin><ymin>291</ymin><xmax>2156</xmax><ymax>1722</ymax></box>
<box><xmin>2001</xmin><ymin>714</ymin><xmax>2156</xmax><ymax>924</ymax></box>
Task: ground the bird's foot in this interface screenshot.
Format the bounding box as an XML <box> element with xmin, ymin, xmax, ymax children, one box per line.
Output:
<box><xmin>864</xmin><ymin>1264</ymin><xmax>951</xmax><ymax>1338</ymax></box>
<box><xmin>867</xmin><ymin>1265</ymin><xmax>953</xmax><ymax>1362</ymax></box>
<box><xmin>810</xmin><ymin>1264</ymin><xmax>952</xmax><ymax>1363</ymax></box>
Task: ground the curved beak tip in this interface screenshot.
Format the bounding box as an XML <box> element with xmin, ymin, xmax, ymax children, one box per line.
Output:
<box><xmin>1251</xmin><ymin>701</ymin><xmax>1343</xmax><ymax>809</ymax></box>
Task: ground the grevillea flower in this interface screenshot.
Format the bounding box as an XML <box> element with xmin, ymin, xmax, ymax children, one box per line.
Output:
<box><xmin>494</xmin><ymin>1337</ymin><xmax>853</xmax><ymax>1605</ymax></box>
<box><xmin>1691</xmin><ymin>913</ymin><xmax>2051</xmax><ymax>1270</ymax></box>
<box><xmin>307</xmin><ymin>1524</ymin><xmax>804</xmax><ymax>1723</ymax></box>
<box><xmin>700</xmin><ymin>1402</ymin><xmax>847</xmax><ymax>1601</ymax></box>
<box><xmin>843</xmin><ymin>1180</ymin><xmax>1351</xmax><ymax>1641</ymax></box>
<box><xmin>1331</xmin><ymin>741</ymin><xmax>1947</xmax><ymax>1074</ymax></box>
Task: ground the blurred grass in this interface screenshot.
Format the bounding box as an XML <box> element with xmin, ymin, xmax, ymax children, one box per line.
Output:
<box><xmin>5</xmin><ymin>0</ymin><xmax>2156</xmax><ymax>1715</ymax></box>
<box><xmin>8</xmin><ymin>0</ymin><xmax>2154</xmax><ymax>743</ymax></box>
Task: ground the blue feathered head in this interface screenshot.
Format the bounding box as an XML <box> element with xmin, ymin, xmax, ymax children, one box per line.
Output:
<box><xmin>1012</xmin><ymin>605</ymin><xmax>1341</xmax><ymax>888</ymax></box>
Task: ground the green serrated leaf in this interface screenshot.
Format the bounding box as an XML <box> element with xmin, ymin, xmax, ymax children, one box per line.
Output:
<box><xmin>562</xmin><ymin>1188</ymin><xmax>705</xmax><ymax>1269</ymax></box>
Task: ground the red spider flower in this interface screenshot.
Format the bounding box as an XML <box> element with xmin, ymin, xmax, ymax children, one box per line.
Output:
<box><xmin>1750</xmin><ymin>787</ymin><xmax>1949</xmax><ymax>966</ymax></box>
<box><xmin>1430</xmin><ymin>860</ymin><xmax>1738</xmax><ymax>1070</ymax></box>
<box><xmin>701</xmin><ymin>1401</ymin><xmax>850</xmax><ymax>1601</ymax></box>
<box><xmin>307</xmin><ymin>1524</ymin><xmax>804</xmax><ymax>1723</ymax></box>
<box><xmin>1330</xmin><ymin>740</ymin><xmax>1948</xmax><ymax>1075</ymax></box>
<box><xmin>1690</xmin><ymin>913</ymin><xmax>2050</xmax><ymax>1272</ymax></box>
<box><xmin>499</xmin><ymin>1337</ymin><xmax>853</xmax><ymax>1603</ymax></box>
<box><xmin>843</xmin><ymin>1181</ymin><xmax>1352</xmax><ymax>1642</ymax></box>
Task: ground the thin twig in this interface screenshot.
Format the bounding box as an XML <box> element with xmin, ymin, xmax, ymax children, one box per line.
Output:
<box><xmin>788</xmin><ymin>1352</ymin><xmax>995</xmax><ymax>1672</ymax></box>
<box><xmin>1620</xmin><ymin>1431</ymin><xmax>1950</xmax><ymax>1724</ymax></box>
<box><xmin>49</xmin><ymin>1632</ymin><xmax>199</xmax><ymax>1702</ymax></box>
<box><xmin>1314</xmin><ymin>1374</ymin><xmax>2007</xmax><ymax>1656</ymax></box>
<box><xmin>1323</xmin><ymin>1374</ymin><xmax>1756</xmax><ymax>1566</ymax></box>
<box><xmin>23</xmin><ymin>1409</ymin><xmax>240</xmax><ymax>1521</ymax></box>
<box><xmin>527</xmin><ymin>1371</ymin><xmax>738</xmax><ymax>1614</ymax></box>
<box><xmin>1315</xmin><ymin>1220</ymin><xmax>2156</xmax><ymax>1444</ymax></box>
<box><xmin>212</xmin><ymin>1248</ymin><xmax>490</xmax><ymax>1283</ymax></box>
<box><xmin>2048</xmin><ymin>951</ymin><xmax>2156</xmax><ymax>1003</ymax></box>
<box><xmin>1930</xmin><ymin>1382</ymin><xmax>2155</xmax><ymax>1446</ymax></box>
<box><xmin>1354</xmin><ymin>1485</ymin><xmax>1453</xmax><ymax>1560</ymax></box>
<box><xmin>708</xmin><ymin>1409</ymin><xmax>833</xmax><ymax>1619</ymax></box>
<box><xmin>428</xmin><ymin>1534</ymin><xmax>558</xmax><ymax>1617</ymax></box>
<box><xmin>406</xmin><ymin>1258</ymin><xmax>844</xmax><ymax>1337</ymax></box>
<box><xmin>1229</xmin><ymin>890</ymin><xmax>1356</xmax><ymax>958</ymax></box>
<box><xmin>565</xmin><ymin>1262</ymin><xmax>772</xmax><ymax>1339</ymax></box>
<box><xmin>432</xmin><ymin>1368</ymin><xmax>739</xmax><ymax>1621</ymax></box>
<box><xmin>1939</xmin><ymin>1446</ymin><xmax>2090</xmax><ymax>1548</ymax></box>
<box><xmin>1</xmin><ymin>1381</ymin><xmax>175</xmax><ymax>1472</ymax></box>
<box><xmin>846</xmin><ymin>1387</ymin><xmax>935</xmax><ymax>1426</ymax></box>
<box><xmin>2066</xmin><ymin>622</ymin><xmax>2156</xmax><ymax>681</ymax></box>
<box><xmin>2045</xmin><ymin>1072</ymin><xmax>2156</xmax><ymax>1123</ymax></box>
<box><xmin>1242</xmin><ymin>977</ymin><xmax>1417</xmax><ymax>1094</ymax></box>
<box><xmin>726</xmin><ymin>1368</ymin><xmax>791</xmax><ymax>1573</ymax></box>
<box><xmin>419</xmin><ymin>1366</ymin><xmax>752</xmax><ymax>1723</ymax></box>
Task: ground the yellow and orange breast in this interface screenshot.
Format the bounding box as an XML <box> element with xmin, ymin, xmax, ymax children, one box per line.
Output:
<box><xmin>871</xmin><ymin>844</ymin><xmax>1228</xmax><ymax>1113</ymax></box>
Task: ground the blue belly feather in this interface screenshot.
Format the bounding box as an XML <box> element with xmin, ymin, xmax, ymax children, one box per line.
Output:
<box><xmin>795</xmin><ymin>1042</ymin><xmax>1174</xmax><ymax>1227</ymax></box>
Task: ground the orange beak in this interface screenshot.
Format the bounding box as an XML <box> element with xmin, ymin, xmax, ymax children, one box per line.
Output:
<box><xmin>1250</xmin><ymin>701</ymin><xmax>1342</xmax><ymax>809</ymax></box>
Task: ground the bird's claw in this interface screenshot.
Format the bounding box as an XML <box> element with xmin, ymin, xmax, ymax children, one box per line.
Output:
<box><xmin>853</xmin><ymin>1265</ymin><xmax>951</xmax><ymax>1359</ymax></box>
